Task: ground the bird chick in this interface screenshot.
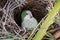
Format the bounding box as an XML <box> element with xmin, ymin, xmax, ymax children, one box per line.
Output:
<box><xmin>21</xmin><ymin>10</ymin><xmax>38</xmax><ymax>34</ymax></box>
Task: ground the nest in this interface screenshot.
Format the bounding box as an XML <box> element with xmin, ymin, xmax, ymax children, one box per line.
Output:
<box><xmin>1</xmin><ymin>0</ymin><xmax>58</xmax><ymax>39</ymax></box>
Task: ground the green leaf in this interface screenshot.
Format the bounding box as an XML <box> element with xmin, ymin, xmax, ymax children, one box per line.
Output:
<box><xmin>48</xmin><ymin>28</ymin><xmax>60</xmax><ymax>33</ymax></box>
<box><xmin>55</xmin><ymin>16</ymin><xmax>60</xmax><ymax>26</ymax></box>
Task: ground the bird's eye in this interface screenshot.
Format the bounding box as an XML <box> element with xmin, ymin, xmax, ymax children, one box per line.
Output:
<box><xmin>26</xmin><ymin>13</ymin><xmax>28</xmax><ymax>15</ymax></box>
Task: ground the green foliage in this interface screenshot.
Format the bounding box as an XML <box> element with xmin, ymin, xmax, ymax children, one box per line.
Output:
<box><xmin>48</xmin><ymin>27</ymin><xmax>60</xmax><ymax>33</ymax></box>
<box><xmin>45</xmin><ymin>32</ymin><xmax>56</xmax><ymax>40</ymax></box>
<box><xmin>55</xmin><ymin>16</ymin><xmax>60</xmax><ymax>26</ymax></box>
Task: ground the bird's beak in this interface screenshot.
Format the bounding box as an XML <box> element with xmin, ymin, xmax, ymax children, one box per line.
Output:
<box><xmin>30</xmin><ymin>13</ymin><xmax>33</xmax><ymax>18</ymax></box>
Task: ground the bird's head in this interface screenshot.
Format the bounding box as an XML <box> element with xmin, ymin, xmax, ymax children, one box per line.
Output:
<box><xmin>26</xmin><ymin>10</ymin><xmax>33</xmax><ymax>18</ymax></box>
<box><xmin>21</xmin><ymin>10</ymin><xmax>33</xmax><ymax>20</ymax></box>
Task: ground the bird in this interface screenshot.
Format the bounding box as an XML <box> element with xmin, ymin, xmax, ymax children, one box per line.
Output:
<box><xmin>21</xmin><ymin>10</ymin><xmax>38</xmax><ymax>34</ymax></box>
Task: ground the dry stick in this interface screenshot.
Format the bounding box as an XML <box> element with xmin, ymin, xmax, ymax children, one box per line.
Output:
<box><xmin>8</xmin><ymin>0</ymin><xmax>22</xmax><ymax>32</ymax></box>
<box><xmin>14</xmin><ymin>30</ymin><xmax>23</xmax><ymax>39</ymax></box>
<box><xmin>10</xmin><ymin>17</ymin><xmax>22</xmax><ymax>32</ymax></box>
<box><xmin>1</xmin><ymin>0</ymin><xmax>26</xmax><ymax>37</ymax></box>
<box><xmin>6</xmin><ymin>1</ymin><xmax>12</xmax><ymax>13</ymax></box>
<box><xmin>1</xmin><ymin>14</ymin><xmax>7</xmax><ymax>32</ymax></box>
<box><xmin>15</xmin><ymin>0</ymin><xmax>20</xmax><ymax>4</ymax></box>
<box><xmin>3</xmin><ymin>1</ymin><xmax>9</xmax><ymax>9</ymax></box>
<box><xmin>10</xmin><ymin>3</ymin><xmax>18</xmax><ymax>10</ymax></box>
<box><xmin>0</xmin><ymin>1</ymin><xmax>13</xmax><ymax>32</ymax></box>
<box><xmin>11</xmin><ymin>0</ymin><xmax>26</xmax><ymax>11</ymax></box>
<box><xmin>0</xmin><ymin>8</ymin><xmax>2</xmax><ymax>11</ymax></box>
<box><xmin>13</xmin><ymin>0</ymin><xmax>25</xmax><ymax>10</ymax></box>
<box><xmin>9</xmin><ymin>2</ymin><xmax>17</xmax><ymax>8</ymax></box>
<box><xmin>7</xmin><ymin>0</ymin><xmax>25</xmax><ymax>34</ymax></box>
<box><xmin>1</xmin><ymin>1</ymin><xmax>9</xmax><ymax>32</ymax></box>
